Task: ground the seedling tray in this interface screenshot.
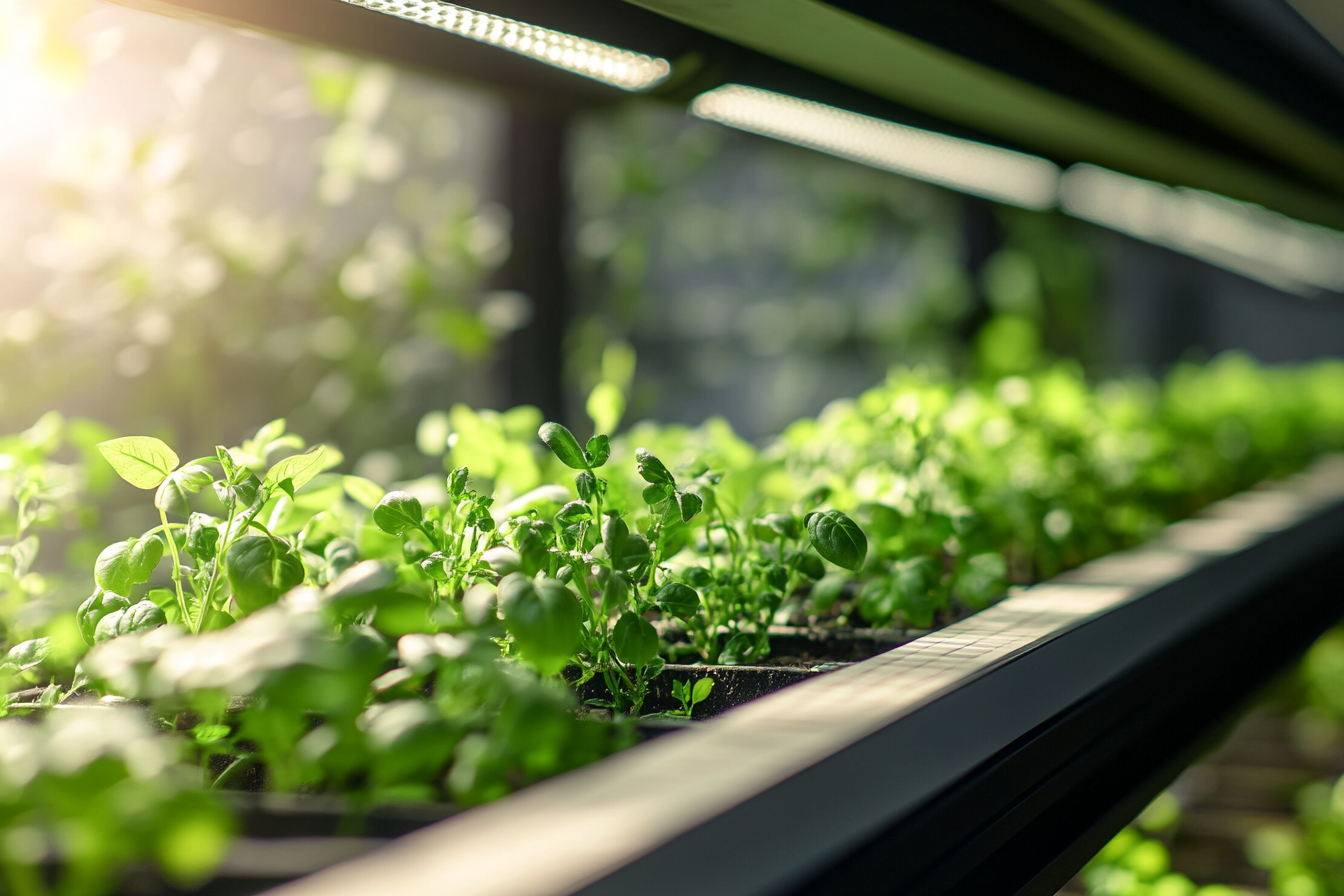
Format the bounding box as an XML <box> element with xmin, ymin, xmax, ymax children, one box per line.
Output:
<box><xmin>249</xmin><ymin>457</ymin><xmax>1344</xmax><ymax>896</ymax></box>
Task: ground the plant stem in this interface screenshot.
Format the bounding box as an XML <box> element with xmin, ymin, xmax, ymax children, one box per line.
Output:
<box><xmin>159</xmin><ymin>507</ymin><xmax>191</xmax><ymax>629</ymax></box>
<box><xmin>197</xmin><ymin>496</ymin><xmax>240</xmax><ymax>635</ymax></box>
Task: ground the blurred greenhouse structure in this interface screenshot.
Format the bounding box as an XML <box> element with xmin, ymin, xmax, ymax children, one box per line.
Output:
<box><xmin>5</xmin><ymin>0</ymin><xmax>1344</xmax><ymax>457</ymax></box>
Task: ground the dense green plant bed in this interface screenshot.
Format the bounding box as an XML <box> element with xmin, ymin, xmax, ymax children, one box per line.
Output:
<box><xmin>0</xmin><ymin>353</ymin><xmax>1341</xmax><ymax>893</ymax></box>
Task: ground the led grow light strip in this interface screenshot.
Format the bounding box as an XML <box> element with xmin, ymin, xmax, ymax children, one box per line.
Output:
<box><xmin>334</xmin><ymin>0</ymin><xmax>671</xmax><ymax>91</ymax></box>
<box><xmin>691</xmin><ymin>84</ymin><xmax>1061</xmax><ymax>210</ymax></box>
<box><xmin>1061</xmin><ymin>164</ymin><xmax>1344</xmax><ymax>296</ymax></box>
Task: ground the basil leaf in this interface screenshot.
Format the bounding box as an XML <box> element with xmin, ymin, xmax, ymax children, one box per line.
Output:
<box><xmin>634</xmin><ymin>448</ymin><xmax>674</xmax><ymax>487</ymax></box>
<box><xmin>97</xmin><ymin>436</ymin><xmax>179</xmax><ymax>489</ymax></box>
<box><xmin>805</xmin><ymin>510</ymin><xmax>868</xmax><ymax>571</ymax></box>
<box><xmin>94</xmin><ymin>600</ymin><xmax>167</xmax><ymax>642</ymax></box>
<box><xmin>675</xmin><ymin>490</ymin><xmax>704</xmax><ymax>523</ymax></box>
<box><xmin>655</xmin><ymin>582</ymin><xmax>700</xmax><ymax>621</ymax></box>
<box><xmin>94</xmin><ymin>536</ymin><xmax>164</xmax><ymax>595</ymax></box>
<box><xmin>612</xmin><ymin>611</ymin><xmax>658</xmax><ymax>669</ymax></box>
<box><xmin>612</xmin><ymin>533</ymin><xmax>651</xmax><ymax>574</ymax></box>
<box><xmin>372</xmin><ymin>491</ymin><xmax>424</xmax><ymax>536</ymax></box>
<box><xmin>538</xmin><ymin>422</ymin><xmax>589</xmax><ymax>470</ymax></box>
<box><xmin>894</xmin><ymin>556</ymin><xmax>942</xmax><ymax>628</ymax></box>
<box><xmin>154</xmin><ymin>464</ymin><xmax>214</xmax><ymax>517</ymax></box>
<box><xmin>584</xmin><ymin>434</ymin><xmax>611</xmax><ymax>468</ymax></box>
<box><xmin>225</xmin><ymin>536</ymin><xmax>305</xmax><ymax>615</ymax></box>
<box><xmin>498</xmin><ymin>573</ymin><xmax>582</xmax><ymax>676</ymax></box>
<box><xmin>76</xmin><ymin>590</ymin><xmax>132</xmax><ymax>646</ymax></box>
<box><xmin>719</xmin><ymin>632</ymin><xmax>755</xmax><ymax>666</ymax></box>
<box><xmin>691</xmin><ymin>677</ymin><xmax>714</xmax><ymax>706</ymax></box>
<box><xmin>954</xmin><ymin>552</ymin><xmax>1007</xmax><ymax>610</ymax></box>
<box><xmin>343</xmin><ymin>475</ymin><xmax>386</xmax><ymax>510</ymax></box>
<box><xmin>264</xmin><ymin>445</ymin><xmax>328</xmax><ymax>493</ymax></box>
<box><xmin>7</xmin><ymin>638</ymin><xmax>50</xmax><ymax>671</ymax></box>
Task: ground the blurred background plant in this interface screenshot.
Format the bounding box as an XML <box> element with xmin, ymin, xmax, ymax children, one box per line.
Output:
<box><xmin>565</xmin><ymin>102</ymin><xmax>1103</xmax><ymax>440</ymax></box>
<box><xmin>0</xmin><ymin>0</ymin><xmax>514</xmax><ymax>472</ymax></box>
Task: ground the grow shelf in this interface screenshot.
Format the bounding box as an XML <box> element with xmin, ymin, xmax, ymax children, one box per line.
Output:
<box><xmin>239</xmin><ymin>458</ymin><xmax>1344</xmax><ymax>896</ymax></box>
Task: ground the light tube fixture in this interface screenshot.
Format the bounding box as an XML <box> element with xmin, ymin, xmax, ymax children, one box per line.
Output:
<box><xmin>691</xmin><ymin>84</ymin><xmax>1062</xmax><ymax>210</ymax></box>
<box><xmin>1061</xmin><ymin>164</ymin><xmax>1344</xmax><ymax>296</ymax></box>
<box><xmin>334</xmin><ymin>0</ymin><xmax>671</xmax><ymax>91</ymax></box>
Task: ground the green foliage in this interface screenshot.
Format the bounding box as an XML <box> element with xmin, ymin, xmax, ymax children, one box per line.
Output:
<box><xmin>93</xmin><ymin>537</ymin><xmax>163</xmax><ymax>595</ymax></box>
<box><xmin>97</xmin><ymin>437</ymin><xmax>180</xmax><ymax>489</ymax></box>
<box><xmin>498</xmin><ymin>574</ymin><xmax>584</xmax><ymax>677</ymax></box>
<box><xmin>0</xmin><ymin>351</ymin><xmax>1336</xmax><ymax>893</ymax></box>
<box><xmin>806</xmin><ymin>510</ymin><xmax>868</xmax><ymax>571</ymax></box>
<box><xmin>671</xmin><ymin>676</ymin><xmax>714</xmax><ymax>717</ymax></box>
<box><xmin>225</xmin><ymin>537</ymin><xmax>305</xmax><ymax>615</ymax></box>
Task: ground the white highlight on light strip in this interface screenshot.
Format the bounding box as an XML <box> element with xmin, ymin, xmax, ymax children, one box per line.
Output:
<box><xmin>691</xmin><ymin>84</ymin><xmax>1061</xmax><ymax>210</ymax></box>
<box><xmin>334</xmin><ymin>0</ymin><xmax>671</xmax><ymax>91</ymax></box>
<box><xmin>1061</xmin><ymin>164</ymin><xmax>1344</xmax><ymax>296</ymax></box>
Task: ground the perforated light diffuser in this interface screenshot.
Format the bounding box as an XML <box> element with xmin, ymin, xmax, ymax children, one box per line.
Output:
<box><xmin>1061</xmin><ymin>164</ymin><xmax>1344</xmax><ymax>296</ymax></box>
<box><xmin>692</xmin><ymin>85</ymin><xmax>1061</xmax><ymax>210</ymax></box>
<box><xmin>335</xmin><ymin>0</ymin><xmax>671</xmax><ymax>91</ymax></box>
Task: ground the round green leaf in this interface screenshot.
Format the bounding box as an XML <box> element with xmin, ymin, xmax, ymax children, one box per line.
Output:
<box><xmin>94</xmin><ymin>536</ymin><xmax>164</xmax><ymax>595</ymax></box>
<box><xmin>154</xmin><ymin>464</ymin><xmax>214</xmax><ymax>517</ymax></box>
<box><xmin>655</xmin><ymin>582</ymin><xmax>700</xmax><ymax>621</ymax></box>
<box><xmin>894</xmin><ymin>556</ymin><xmax>943</xmax><ymax>627</ymax></box>
<box><xmin>372</xmin><ymin>491</ymin><xmax>424</xmax><ymax>536</ymax></box>
<box><xmin>482</xmin><ymin>547</ymin><xmax>522</xmax><ymax>577</ymax></box>
<box><xmin>97</xmin><ymin>436</ymin><xmax>179</xmax><ymax>489</ymax></box>
<box><xmin>612</xmin><ymin>611</ymin><xmax>658</xmax><ymax>669</ymax></box>
<box><xmin>225</xmin><ymin>536</ymin><xmax>305</xmax><ymax>615</ymax></box>
<box><xmin>954</xmin><ymin>552</ymin><xmax>1007</xmax><ymax>610</ymax></box>
<box><xmin>585</xmin><ymin>434</ymin><xmax>612</xmax><ymax>468</ymax></box>
<box><xmin>7</xmin><ymin>638</ymin><xmax>50</xmax><ymax>671</ymax></box>
<box><xmin>343</xmin><ymin>475</ymin><xmax>387</xmax><ymax>510</ymax></box>
<box><xmin>805</xmin><ymin>510</ymin><xmax>868</xmax><ymax>572</ymax></box>
<box><xmin>497</xmin><ymin>573</ymin><xmax>582</xmax><ymax>676</ymax></box>
<box><xmin>264</xmin><ymin>445</ymin><xmax>328</xmax><ymax>493</ymax></box>
<box><xmin>691</xmin><ymin>677</ymin><xmax>714</xmax><ymax>706</ymax></box>
<box><xmin>575</xmin><ymin>470</ymin><xmax>599</xmax><ymax>502</ymax></box>
<box><xmin>76</xmin><ymin>589</ymin><xmax>132</xmax><ymax>646</ymax></box>
<box><xmin>602</xmin><ymin>514</ymin><xmax>629</xmax><ymax>561</ymax></box>
<box><xmin>538</xmin><ymin>422</ymin><xmax>588</xmax><ymax>470</ymax></box>
<box><xmin>634</xmin><ymin>448</ymin><xmax>674</xmax><ymax>486</ymax></box>
<box><xmin>612</xmin><ymin>534</ymin><xmax>651</xmax><ymax>574</ymax></box>
<box><xmin>94</xmin><ymin>599</ymin><xmax>167</xmax><ymax>642</ymax></box>
<box><xmin>675</xmin><ymin>491</ymin><xmax>704</xmax><ymax>523</ymax></box>
<box><xmin>185</xmin><ymin>513</ymin><xmax>221</xmax><ymax>563</ymax></box>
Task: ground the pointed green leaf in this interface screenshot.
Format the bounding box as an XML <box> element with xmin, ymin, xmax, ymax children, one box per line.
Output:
<box><xmin>264</xmin><ymin>446</ymin><xmax>327</xmax><ymax>493</ymax></box>
<box><xmin>343</xmin><ymin>475</ymin><xmax>386</xmax><ymax>510</ymax></box>
<box><xmin>94</xmin><ymin>537</ymin><xmax>164</xmax><ymax>594</ymax></box>
<box><xmin>806</xmin><ymin>510</ymin><xmax>868</xmax><ymax>572</ymax></box>
<box><xmin>225</xmin><ymin>536</ymin><xmax>304</xmax><ymax>615</ymax></box>
<box><xmin>154</xmin><ymin>464</ymin><xmax>214</xmax><ymax>517</ymax></box>
<box><xmin>538</xmin><ymin>422</ymin><xmax>589</xmax><ymax>470</ymax></box>
<box><xmin>691</xmin><ymin>677</ymin><xmax>714</xmax><ymax>706</ymax></box>
<box><xmin>97</xmin><ymin>437</ymin><xmax>179</xmax><ymax>489</ymax></box>
<box><xmin>634</xmin><ymin>448</ymin><xmax>674</xmax><ymax>486</ymax></box>
<box><xmin>612</xmin><ymin>611</ymin><xmax>658</xmax><ymax>669</ymax></box>
<box><xmin>498</xmin><ymin>573</ymin><xmax>582</xmax><ymax>676</ymax></box>
<box><xmin>584</xmin><ymin>433</ymin><xmax>612</xmax><ymax>468</ymax></box>
<box><xmin>372</xmin><ymin>491</ymin><xmax>424</xmax><ymax>536</ymax></box>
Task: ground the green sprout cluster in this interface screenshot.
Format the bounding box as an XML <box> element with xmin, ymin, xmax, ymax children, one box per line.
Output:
<box><xmin>0</xmin><ymin>353</ymin><xmax>1337</xmax><ymax>892</ymax></box>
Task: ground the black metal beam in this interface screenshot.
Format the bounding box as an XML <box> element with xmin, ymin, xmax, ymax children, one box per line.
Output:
<box><xmin>795</xmin><ymin>534</ymin><xmax>1344</xmax><ymax>895</ymax></box>
<box><xmin>494</xmin><ymin>106</ymin><xmax>570</xmax><ymax>421</ymax></box>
